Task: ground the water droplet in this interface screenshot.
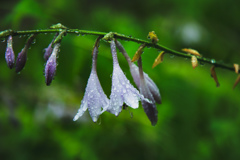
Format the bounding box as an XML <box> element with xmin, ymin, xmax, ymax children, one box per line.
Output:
<box><xmin>32</xmin><ymin>39</ymin><xmax>36</xmax><ymax>44</ymax></box>
<box><xmin>170</xmin><ymin>54</ymin><xmax>175</xmax><ymax>58</ymax></box>
<box><xmin>1</xmin><ymin>39</ymin><xmax>5</xmax><ymax>42</ymax></box>
<box><xmin>211</xmin><ymin>59</ymin><xmax>216</xmax><ymax>64</ymax></box>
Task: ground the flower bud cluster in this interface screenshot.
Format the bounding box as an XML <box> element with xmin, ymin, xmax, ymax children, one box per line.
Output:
<box><xmin>4</xmin><ymin>33</ymin><xmax>61</xmax><ymax>86</ymax></box>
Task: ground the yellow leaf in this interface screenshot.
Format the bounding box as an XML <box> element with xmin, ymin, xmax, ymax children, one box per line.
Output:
<box><xmin>147</xmin><ymin>31</ymin><xmax>159</xmax><ymax>44</ymax></box>
<box><xmin>152</xmin><ymin>51</ymin><xmax>165</xmax><ymax>68</ymax></box>
<box><xmin>210</xmin><ymin>65</ymin><xmax>220</xmax><ymax>87</ymax></box>
<box><xmin>233</xmin><ymin>75</ymin><xmax>240</xmax><ymax>89</ymax></box>
<box><xmin>233</xmin><ymin>63</ymin><xmax>239</xmax><ymax>74</ymax></box>
<box><xmin>191</xmin><ymin>56</ymin><xmax>198</xmax><ymax>69</ymax></box>
<box><xmin>131</xmin><ymin>43</ymin><xmax>146</xmax><ymax>62</ymax></box>
<box><xmin>182</xmin><ymin>48</ymin><xmax>201</xmax><ymax>57</ymax></box>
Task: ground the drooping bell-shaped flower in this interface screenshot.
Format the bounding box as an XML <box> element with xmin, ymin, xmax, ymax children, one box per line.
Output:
<box><xmin>138</xmin><ymin>57</ymin><xmax>158</xmax><ymax>126</ymax></box>
<box><xmin>5</xmin><ymin>35</ymin><xmax>15</xmax><ymax>69</ymax></box>
<box><xmin>73</xmin><ymin>37</ymin><xmax>109</xmax><ymax>122</ymax></box>
<box><xmin>115</xmin><ymin>40</ymin><xmax>161</xmax><ymax>104</ymax></box>
<box><xmin>108</xmin><ymin>40</ymin><xmax>149</xmax><ymax>116</ymax></box>
<box><xmin>129</xmin><ymin>64</ymin><xmax>161</xmax><ymax>104</ymax></box>
<box><xmin>44</xmin><ymin>43</ymin><xmax>60</xmax><ymax>86</ymax></box>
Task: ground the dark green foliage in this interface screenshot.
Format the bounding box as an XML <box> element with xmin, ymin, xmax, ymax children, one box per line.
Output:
<box><xmin>0</xmin><ymin>0</ymin><xmax>240</xmax><ymax>160</ymax></box>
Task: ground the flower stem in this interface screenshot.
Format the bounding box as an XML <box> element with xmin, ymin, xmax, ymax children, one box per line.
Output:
<box><xmin>0</xmin><ymin>28</ymin><xmax>236</xmax><ymax>73</ymax></box>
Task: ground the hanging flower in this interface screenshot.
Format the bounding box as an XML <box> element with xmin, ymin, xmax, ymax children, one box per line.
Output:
<box><xmin>44</xmin><ymin>43</ymin><xmax>60</xmax><ymax>86</ymax></box>
<box><xmin>138</xmin><ymin>57</ymin><xmax>158</xmax><ymax>126</ymax></box>
<box><xmin>115</xmin><ymin>40</ymin><xmax>161</xmax><ymax>104</ymax></box>
<box><xmin>107</xmin><ymin>40</ymin><xmax>150</xmax><ymax>116</ymax></box>
<box><xmin>73</xmin><ymin>37</ymin><xmax>109</xmax><ymax>122</ymax></box>
<box><xmin>5</xmin><ymin>35</ymin><xmax>15</xmax><ymax>69</ymax></box>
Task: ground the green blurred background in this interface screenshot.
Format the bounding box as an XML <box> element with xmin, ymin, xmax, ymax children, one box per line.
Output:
<box><xmin>0</xmin><ymin>0</ymin><xmax>240</xmax><ymax>159</ymax></box>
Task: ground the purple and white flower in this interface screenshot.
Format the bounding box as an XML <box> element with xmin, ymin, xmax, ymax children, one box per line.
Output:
<box><xmin>73</xmin><ymin>38</ymin><xmax>109</xmax><ymax>122</ymax></box>
<box><xmin>115</xmin><ymin>40</ymin><xmax>161</xmax><ymax>104</ymax></box>
<box><xmin>115</xmin><ymin>40</ymin><xmax>160</xmax><ymax>125</ymax></box>
<box><xmin>108</xmin><ymin>40</ymin><xmax>149</xmax><ymax>116</ymax></box>
<box><xmin>138</xmin><ymin>57</ymin><xmax>158</xmax><ymax>126</ymax></box>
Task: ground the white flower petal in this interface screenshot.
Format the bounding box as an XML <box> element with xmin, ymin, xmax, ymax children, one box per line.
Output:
<box><xmin>73</xmin><ymin>39</ymin><xmax>109</xmax><ymax>122</ymax></box>
<box><xmin>73</xmin><ymin>101</ymin><xmax>88</xmax><ymax>121</ymax></box>
<box><xmin>123</xmin><ymin>92</ymin><xmax>139</xmax><ymax>109</ymax></box>
<box><xmin>130</xmin><ymin>64</ymin><xmax>161</xmax><ymax>104</ymax></box>
<box><xmin>108</xmin><ymin>40</ymin><xmax>146</xmax><ymax>116</ymax></box>
<box><xmin>115</xmin><ymin>40</ymin><xmax>161</xmax><ymax>104</ymax></box>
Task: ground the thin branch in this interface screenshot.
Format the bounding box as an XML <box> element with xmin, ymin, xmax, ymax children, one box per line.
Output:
<box><xmin>0</xmin><ymin>28</ymin><xmax>236</xmax><ymax>72</ymax></box>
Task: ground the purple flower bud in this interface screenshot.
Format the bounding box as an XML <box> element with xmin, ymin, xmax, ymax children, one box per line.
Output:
<box><xmin>43</xmin><ymin>43</ymin><xmax>53</xmax><ymax>61</ymax></box>
<box><xmin>43</xmin><ymin>33</ymin><xmax>58</xmax><ymax>61</ymax></box>
<box><xmin>15</xmin><ymin>48</ymin><xmax>27</xmax><ymax>73</ymax></box>
<box><xmin>5</xmin><ymin>35</ymin><xmax>15</xmax><ymax>69</ymax></box>
<box><xmin>108</xmin><ymin>40</ymin><xmax>150</xmax><ymax>116</ymax></box>
<box><xmin>15</xmin><ymin>34</ymin><xmax>37</xmax><ymax>73</ymax></box>
<box><xmin>74</xmin><ymin>38</ymin><xmax>109</xmax><ymax>122</ymax></box>
<box><xmin>115</xmin><ymin>40</ymin><xmax>161</xmax><ymax>104</ymax></box>
<box><xmin>45</xmin><ymin>43</ymin><xmax>60</xmax><ymax>86</ymax></box>
<box><xmin>138</xmin><ymin>57</ymin><xmax>158</xmax><ymax>126</ymax></box>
